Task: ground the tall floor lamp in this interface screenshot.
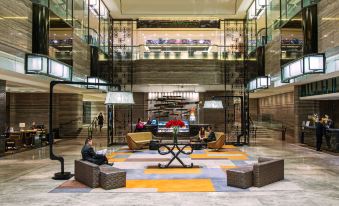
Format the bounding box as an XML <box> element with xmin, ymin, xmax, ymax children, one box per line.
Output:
<box><xmin>105</xmin><ymin>92</ymin><xmax>135</xmax><ymax>146</ymax></box>
<box><xmin>203</xmin><ymin>96</ymin><xmax>246</xmax><ymax>145</ymax></box>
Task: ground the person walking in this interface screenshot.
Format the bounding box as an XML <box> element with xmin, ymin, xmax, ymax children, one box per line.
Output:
<box><xmin>98</xmin><ymin>112</ymin><xmax>104</xmax><ymax>133</ymax></box>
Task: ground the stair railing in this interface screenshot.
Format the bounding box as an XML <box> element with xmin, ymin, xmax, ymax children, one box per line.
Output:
<box><xmin>88</xmin><ymin>117</ymin><xmax>98</xmax><ymax>139</ymax></box>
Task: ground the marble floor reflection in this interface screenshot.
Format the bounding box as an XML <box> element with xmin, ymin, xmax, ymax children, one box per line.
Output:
<box><xmin>0</xmin><ymin>136</ymin><xmax>338</xmax><ymax>206</ymax></box>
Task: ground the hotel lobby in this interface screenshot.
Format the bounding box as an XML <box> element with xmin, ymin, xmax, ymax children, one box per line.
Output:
<box><xmin>0</xmin><ymin>0</ymin><xmax>339</xmax><ymax>205</ymax></box>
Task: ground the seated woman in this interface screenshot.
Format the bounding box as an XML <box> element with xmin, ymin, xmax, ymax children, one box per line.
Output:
<box><xmin>81</xmin><ymin>138</ymin><xmax>112</xmax><ymax>166</ymax></box>
<box><xmin>135</xmin><ymin>118</ymin><xmax>145</xmax><ymax>132</ymax></box>
<box><xmin>198</xmin><ymin>127</ymin><xmax>206</xmax><ymax>141</ymax></box>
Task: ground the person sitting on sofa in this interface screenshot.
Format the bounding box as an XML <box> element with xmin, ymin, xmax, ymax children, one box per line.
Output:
<box><xmin>135</xmin><ymin>118</ymin><xmax>145</xmax><ymax>132</ymax></box>
<box><xmin>201</xmin><ymin>126</ymin><xmax>216</xmax><ymax>143</ymax></box>
<box><xmin>81</xmin><ymin>137</ymin><xmax>112</xmax><ymax>166</ymax></box>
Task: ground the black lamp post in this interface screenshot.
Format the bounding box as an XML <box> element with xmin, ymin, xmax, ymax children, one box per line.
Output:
<box><xmin>49</xmin><ymin>80</ymin><xmax>120</xmax><ymax>180</ymax></box>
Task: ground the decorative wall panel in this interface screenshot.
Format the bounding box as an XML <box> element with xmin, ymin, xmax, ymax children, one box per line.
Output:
<box><xmin>0</xmin><ymin>0</ymin><xmax>32</xmax><ymax>57</ymax></box>
<box><xmin>73</xmin><ymin>34</ymin><xmax>91</xmax><ymax>77</ymax></box>
<box><xmin>112</xmin><ymin>20</ymin><xmax>134</xmax><ymax>86</ymax></box>
<box><xmin>318</xmin><ymin>0</ymin><xmax>339</xmax><ymax>53</ymax></box>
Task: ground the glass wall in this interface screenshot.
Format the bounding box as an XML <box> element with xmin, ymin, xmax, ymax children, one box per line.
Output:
<box><xmin>99</xmin><ymin>3</ymin><xmax>110</xmax><ymax>54</ymax></box>
<box><xmin>73</xmin><ymin>0</ymin><xmax>89</xmax><ymax>43</ymax></box>
<box><xmin>281</xmin><ymin>0</ymin><xmax>302</xmax><ymax>24</ymax></box>
<box><xmin>266</xmin><ymin>0</ymin><xmax>280</xmax><ymax>42</ymax></box>
<box><xmin>49</xmin><ymin>0</ymin><xmax>73</xmax><ymax>26</ymax></box>
<box><xmin>223</xmin><ymin>20</ymin><xmax>244</xmax><ymax>60</ymax></box>
<box><xmin>88</xmin><ymin>0</ymin><xmax>100</xmax><ymax>47</ymax></box>
<box><xmin>246</xmin><ymin>15</ymin><xmax>257</xmax><ymax>55</ymax></box>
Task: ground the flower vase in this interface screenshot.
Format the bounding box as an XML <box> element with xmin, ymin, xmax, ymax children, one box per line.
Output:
<box><xmin>173</xmin><ymin>126</ymin><xmax>179</xmax><ymax>144</ymax></box>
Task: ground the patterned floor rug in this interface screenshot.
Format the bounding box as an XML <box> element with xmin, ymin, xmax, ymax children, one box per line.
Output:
<box><xmin>51</xmin><ymin>145</ymin><xmax>257</xmax><ymax>193</ymax></box>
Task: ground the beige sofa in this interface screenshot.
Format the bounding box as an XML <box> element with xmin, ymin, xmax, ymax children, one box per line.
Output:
<box><xmin>126</xmin><ymin>132</ymin><xmax>153</xmax><ymax>150</ymax></box>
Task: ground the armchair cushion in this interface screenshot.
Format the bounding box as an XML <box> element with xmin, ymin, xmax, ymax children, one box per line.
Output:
<box><xmin>207</xmin><ymin>132</ymin><xmax>225</xmax><ymax>150</ymax></box>
<box><xmin>126</xmin><ymin>132</ymin><xmax>152</xmax><ymax>150</ymax></box>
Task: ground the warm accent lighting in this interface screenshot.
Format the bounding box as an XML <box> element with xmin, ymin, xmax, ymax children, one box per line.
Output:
<box><xmin>281</xmin><ymin>54</ymin><xmax>325</xmax><ymax>83</ymax></box>
<box><xmin>25</xmin><ymin>53</ymin><xmax>72</xmax><ymax>81</ymax></box>
<box><xmin>87</xmin><ymin>77</ymin><xmax>108</xmax><ymax>91</ymax></box>
<box><xmin>247</xmin><ymin>76</ymin><xmax>270</xmax><ymax>92</ymax></box>
<box><xmin>105</xmin><ymin>92</ymin><xmax>135</xmax><ymax>105</ymax></box>
<box><xmin>203</xmin><ymin>100</ymin><xmax>223</xmax><ymax>109</ymax></box>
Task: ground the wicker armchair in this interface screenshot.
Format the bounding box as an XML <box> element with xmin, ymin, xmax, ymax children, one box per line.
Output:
<box><xmin>207</xmin><ymin>132</ymin><xmax>226</xmax><ymax>150</ymax></box>
<box><xmin>126</xmin><ymin>132</ymin><xmax>152</xmax><ymax>150</ymax></box>
<box><xmin>74</xmin><ymin>160</ymin><xmax>101</xmax><ymax>188</ymax></box>
<box><xmin>253</xmin><ymin>157</ymin><xmax>284</xmax><ymax>187</ymax></box>
<box><xmin>227</xmin><ymin>166</ymin><xmax>253</xmax><ymax>189</ymax></box>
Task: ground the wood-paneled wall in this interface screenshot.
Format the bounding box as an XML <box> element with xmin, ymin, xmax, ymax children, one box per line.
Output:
<box><xmin>72</xmin><ymin>35</ymin><xmax>91</xmax><ymax>77</ymax></box>
<box><xmin>265</xmin><ymin>29</ymin><xmax>281</xmax><ymax>75</ymax></box>
<box><xmin>318</xmin><ymin>0</ymin><xmax>339</xmax><ymax>53</ymax></box>
<box><xmin>0</xmin><ymin>0</ymin><xmax>32</xmax><ymax>57</ymax></box>
<box><xmin>258</xmin><ymin>92</ymin><xmax>295</xmax><ymax>138</ymax></box>
<box><xmin>9</xmin><ymin>93</ymin><xmax>83</xmax><ymax>137</ymax></box>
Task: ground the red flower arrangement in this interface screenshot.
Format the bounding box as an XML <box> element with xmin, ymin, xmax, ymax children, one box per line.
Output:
<box><xmin>165</xmin><ymin>119</ymin><xmax>185</xmax><ymax>128</ymax></box>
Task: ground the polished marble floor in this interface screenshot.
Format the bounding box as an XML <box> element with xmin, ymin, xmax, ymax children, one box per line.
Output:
<box><xmin>0</xmin><ymin>136</ymin><xmax>338</xmax><ymax>206</ymax></box>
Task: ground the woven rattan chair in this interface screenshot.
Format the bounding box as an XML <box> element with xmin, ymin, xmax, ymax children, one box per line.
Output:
<box><xmin>253</xmin><ymin>157</ymin><xmax>284</xmax><ymax>187</ymax></box>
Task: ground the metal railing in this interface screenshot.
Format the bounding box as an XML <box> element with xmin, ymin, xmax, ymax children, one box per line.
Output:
<box><xmin>113</xmin><ymin>45</ymin><xmax>246</xmax><ymax>61</ymax></box>
<box><xmin>87</xmin><ymin>117</ymin><xmax>98</xmax><ymax>139</ymax></box>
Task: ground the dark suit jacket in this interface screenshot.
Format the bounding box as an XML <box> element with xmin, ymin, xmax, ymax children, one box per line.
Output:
<box><xmin>315</xmin><ymin>122</ymin><xmax>325</xmax><ymax>137</ymax></box>
<box><xmin>81</xmin><ymin>144</ymin><xmax>108</xmax><ymax>165</ymax></box>
<box><xmin>81</xmin><ymin>144</ymin><xmax>96</xmax><ymax>162</ymax></box>
<box><xmin>206</xmin><ymin>131</ymin><xmax>216</xmax><ymax>142</ymax></box>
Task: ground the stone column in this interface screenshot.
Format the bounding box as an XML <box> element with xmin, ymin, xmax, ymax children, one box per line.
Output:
<box><xmin>302</xmin><ymin>5</ymin><xmax>318</xmax><ymax>54</ymax></box>
<box><xmin>32</xmin><ymin>2</ymin><xmax>49</xmax><ymax>55</ymax></box>
<box><xmin>90</xmin><ymin>46</ymin><xmax>99</xmax><ymax>77</ymax></box>
<box><xmin>0</xmin><ymin>80</ymin><xmax>7</xmax><ymax>133</ymax></box>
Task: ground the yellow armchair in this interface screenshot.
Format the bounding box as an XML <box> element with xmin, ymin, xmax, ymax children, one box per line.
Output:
<box><xmin>126</xmin><ymin>132</ymin><xmax>153</xmax><ymax>150</ymax></box>
<box><xmin>207</xmin><ymin>132</ymin><xmax>226</xmax><ymax>150</ymax></box>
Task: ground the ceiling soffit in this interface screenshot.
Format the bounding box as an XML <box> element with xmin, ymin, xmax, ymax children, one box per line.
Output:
<box><xmin>104</xmin><ymin>0</ymin><xmax>249</xmax><ymax>18</ymax></box>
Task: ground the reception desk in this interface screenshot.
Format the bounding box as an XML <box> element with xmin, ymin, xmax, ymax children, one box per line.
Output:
<box><xmin>138</xmin><ymin>124</ymin><xmax>210</xmax><ymax>139</ymax></box>
<box><xmin>303</xmin><ymin>126</ymin><xmax>339</xmax><ymax>152</ymax></box>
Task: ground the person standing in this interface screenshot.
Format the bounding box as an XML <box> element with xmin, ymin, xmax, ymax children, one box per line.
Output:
<box><xmin>315</xmin><ymin>118</ymin><xmax>325</xmax><ymax>151</ymax></box>
<box><xmin>98</xmin><ymin>112</ymin><xmax>104</xmax><ymax>133</ymax></box>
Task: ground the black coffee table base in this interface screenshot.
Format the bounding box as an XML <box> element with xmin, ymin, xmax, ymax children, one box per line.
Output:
<box><xmin>157</xmin><ymin>142</ymin><xmax>200</xmax><ymax>168</ymax></box>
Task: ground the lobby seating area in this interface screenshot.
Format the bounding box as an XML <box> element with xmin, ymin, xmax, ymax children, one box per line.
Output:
<box><xmin>74</xmin><ymin>135</ymin><xmax>284</xmax><ymax>192</ymax></box>
<box><xmin>126</xmin><ymin>132</ymin><xmax>153</xmax><ymax>150</ymax></box>
<box><xmin>207</xmin><ymin>132</ymin><xmax>226</xmax><ymax>150</ymax></box>
<box><xmin>1</xmin><ymin>0</ymin><xmax>339</xmax><ymax>205</ymax></box>
<box><xmin>74</xmin><ymin>160</ymin><xmax>127</xmax><ymax>190</ymax></box>
<box><xmin>227</xmin><ymin>157</ymin><xmax>284</xmax><ymax>189</ymax></box>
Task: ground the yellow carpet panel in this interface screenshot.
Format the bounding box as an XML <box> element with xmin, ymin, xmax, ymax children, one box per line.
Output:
<box><xmin>190</xmin><ymin>154</ymin><xmax>248</xmax><ymax>160</ymax></box>
<box><xmin>126</xmin><ymin>179</ymin><xmax>215</xmax><ymax>192</ymax></box>
<box><xmin>144</xmin><ymin>168</ymin><xmax>202</xmax><ymax>174</ymax></box>
<box><xmin>222</xmin><ymin>145</ymin><xmax>237</xmax><ymax>149</ymax></box>
<box><xmin>107</xmin><ymin>158</ymin><xmax>126</xmax><ymax>163</ymax></box>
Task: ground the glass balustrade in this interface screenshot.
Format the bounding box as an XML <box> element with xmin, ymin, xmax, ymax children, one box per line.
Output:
<box><xmin>112</xmin><ymin>45</ymin><xmax>245</xmax><ymax>61</ymax></box>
